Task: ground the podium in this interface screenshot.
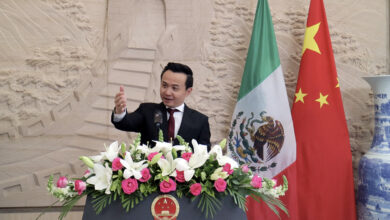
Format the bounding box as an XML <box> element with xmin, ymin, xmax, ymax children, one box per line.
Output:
<box><xmin>82</xmin><ymin>193</ymin><xmax>247</xmax><ymax>220</ymax></box>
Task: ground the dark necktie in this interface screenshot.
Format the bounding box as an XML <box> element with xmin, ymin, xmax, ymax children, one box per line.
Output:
<box><xmin>167</xmin><ymin>108</ymin><xmax>178</xmax><ymax>140</ymax></box>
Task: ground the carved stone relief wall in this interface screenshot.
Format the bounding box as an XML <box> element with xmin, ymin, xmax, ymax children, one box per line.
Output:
<box><xmin>0</xmin><ymin>0</ymin><xmax>388</xmax><ymax>219</ymax></box>
<box><xmin>0</xmin><ymin>1</ymin><xmax>108</xmax><ymax>219</ymax></box>
<box><xmin>0</xmin><ymin>0</ymin><xmax>103</xmax><ymax>134</ymax></box>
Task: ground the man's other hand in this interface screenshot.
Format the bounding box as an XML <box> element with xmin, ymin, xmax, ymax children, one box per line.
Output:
<box><xmin>114</xmin><ymin>86</ymin><xmax>127</xmax><ymax>114</ymax></box>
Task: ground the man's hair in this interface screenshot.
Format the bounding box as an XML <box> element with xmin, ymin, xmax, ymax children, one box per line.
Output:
<box><xmin>161</xmin><ymin>62</ymin><xmax>193</xmax><ymax>89</ymax></box>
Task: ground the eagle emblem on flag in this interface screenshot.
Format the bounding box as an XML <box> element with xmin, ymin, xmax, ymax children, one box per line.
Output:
<box><xmin>228</xmin><ymin>111</ymin><xmax>285</xmax><ymax>172</ymax></box>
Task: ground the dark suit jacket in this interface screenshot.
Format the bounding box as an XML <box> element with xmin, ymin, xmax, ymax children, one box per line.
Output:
<box><xmin>111</xmin><ymin>103</ymin><xmax>211</xmax><ymax>148</ymax></box>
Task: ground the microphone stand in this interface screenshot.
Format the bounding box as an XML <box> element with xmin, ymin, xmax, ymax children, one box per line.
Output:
<box><xmin>154</xmin><ymin>110</ymin><xmax>163</xmax><ymax>141</ymax></box>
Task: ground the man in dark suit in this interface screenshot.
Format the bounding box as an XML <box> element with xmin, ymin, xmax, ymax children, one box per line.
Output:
<box><xmin>111</xmin><ymin>62</ymin><xmax>211</xmax><ymax>148</ymax></box>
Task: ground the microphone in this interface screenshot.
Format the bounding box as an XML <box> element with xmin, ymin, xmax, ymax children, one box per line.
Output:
<box><xmin>154</xmin><ymin>109</ymin><xmax>163</xmax><ymax>128</ymax></box>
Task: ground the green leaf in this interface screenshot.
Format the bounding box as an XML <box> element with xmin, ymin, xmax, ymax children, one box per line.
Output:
<box><xmin>218</xmin><ymin>139</ymin><xmax>227</xmax><ymax>149</ymax></box>
<box><xmin>121</xmin><ymin>143</ymin><xmax>126</xmax><ymax>155</ymax></box>
<box><xmin>162</xmin><ymin>176</ymin><xmax>169</xmax><ymax>182</ymax></box>
<box><xmin>110</xmin><ymin>181</ymin><xmax>117</xmax><ymax>192</ymax></box>
<box><xmin>47</xmin><ymin>175</ymin><xmax>54</xmax><ymax>192</ymax></box>
<box><xmin>158</xmin><ymin>129</ymin><xmax>164</xmax><ymax>142</ymax></box>
<box><xmin>150</xmin><ymin>153</ymin><xmax>163</xmax><ymax>165</ymax></box>
<box><xmin>197</xmin><ymin>193</ymin><xmax>222</xmax><ymax>219</ymax></box>
<box><xmin>176</xmin><ymin>135</ymin><xmax>189</xmax><ymax>146</ymax></box>
<box><xmin>121</xmin><ymin>192</ymin><xmax>144</xmax><ymax>212</ymax></box>
<box><xmin>113</xmin><ymin>192</ymin><xmax>117</xmax><ymax>201</ymax></box>
<box><xmin>59</xmin><ymin>195</ymin><xmax>84</xmax><ymax>220</ymax></box>
<box><xmin>172</xmin><ymin>148</ymin><xmax>178</xmax><ymax>159</ymax></box>
<box><xmin>201</xmin><ymin>172</ymin><xmax>207</xmax><ymax>181</ymax></box>
<box><xmin>231</xmin><ymin>179</ymin><xmax>239</xmax><ymax>185</ymax></box>
<box><xmin>249</xmin><ymin>191</ymin><xmax>289</xmax><ymax>217</ymax></box>
<box><xmin>140</xmin><ymin>184</ymin><xmax>146</xmax><ymax>193</ymax></box>
<box><xmin>134</xmin><ymin>134</ymin><xmax>141</xmax><ymax>147</ymax></box>
<box><xmin>227</xmin><ymin>188</ymin><xmax>247</xmax><ymax>211</ymax></box>
<box><xmin>205</xmin><ymin>188</ymin><xmax>215</xmax><ymax>198</ymax></box>
<box><xmin>176</xmin><ymin>190</ymin><xmax>183</xmax><ymax>198</ymax></box>
<box><xmin>283</xmin><ymin>175</ymin><xmax>289</xmax><ymax>191</ymax></box>
<box><xmin>36</xmin><ymin>199</ymin><xmax>61</xmax><ymax>219</ymax></box>
<box><xmin>91</xmin><ymin>193</ymin><xmax>112</xmax><ymax>215</ymax></box>
<box><xmin>79</xmin><ymin>156</ymin><xmax>94</xmax><ymax>168</ymax></box>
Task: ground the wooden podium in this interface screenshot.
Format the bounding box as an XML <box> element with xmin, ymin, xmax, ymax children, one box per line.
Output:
<box><xmin>82</xmin><ymin>193</ymin><xmax>247</xmax><ymax>220</ymax></box>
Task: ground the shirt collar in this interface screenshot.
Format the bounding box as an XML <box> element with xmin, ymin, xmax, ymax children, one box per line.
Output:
<box><xmin>166</xmin><ymin>103</ymin><xmax>185</xmax><ymax>112</ymax></box>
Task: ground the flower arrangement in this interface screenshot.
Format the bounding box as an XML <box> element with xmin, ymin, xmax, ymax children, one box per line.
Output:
<box><xmin>47</xmin><ymin>134</ymin><xmax>288</xmax><ymax>219</ymax></box>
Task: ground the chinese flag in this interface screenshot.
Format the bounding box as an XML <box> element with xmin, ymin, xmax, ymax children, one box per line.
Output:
<box><xmin>291</xmin><ymin>0</ymin><xmax>357</xmax><ymax>219</ymax></box>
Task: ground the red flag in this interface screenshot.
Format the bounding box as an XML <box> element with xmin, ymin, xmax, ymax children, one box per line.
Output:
<box><xmin>246</xmin><ymin>164</ymin><xmax>298</xmax><ymax>220</ymax></box>
<box><xmin>291</xmin><ymin>0</ymin><xmax>357</xmax><ymax>219</ymax></box>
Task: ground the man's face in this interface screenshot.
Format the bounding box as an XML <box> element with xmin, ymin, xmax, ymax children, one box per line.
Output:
<box><xmin>160</xmin><ymin>70</ymin><xmax>192</xmax><ymax>108</ymax></box>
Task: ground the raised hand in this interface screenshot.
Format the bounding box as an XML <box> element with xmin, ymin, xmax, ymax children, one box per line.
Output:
<box><xmin>114</xmin><ymin>86</ymin><xmax>127</xmax><ymax>114</ymax></box>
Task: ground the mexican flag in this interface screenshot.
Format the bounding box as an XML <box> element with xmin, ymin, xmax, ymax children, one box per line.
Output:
<box><xmin>227</xmin><ymin>0</ymin><xmax>297</xmax><ymax>219</ymax></box>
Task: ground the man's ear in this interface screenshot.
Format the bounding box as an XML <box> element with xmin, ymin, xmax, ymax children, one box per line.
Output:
<box><xmin>185</xmin><ymin>87</ymin><xmax>193</xmax><ymax>97</ymax></box>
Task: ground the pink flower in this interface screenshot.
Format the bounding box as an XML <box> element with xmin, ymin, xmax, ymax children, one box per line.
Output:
<box><xmin>159</xmin><ymin>178</ymin><xmax>176</xmax><ymax>193</ymax></box>
<box><xmin>241</xmin><ymin>165</ymin><xmax>249</xmax><ymax>173</ymax></box>
<box><xmin>190</xmin><ymin>183</ymin><xmax>202</xmax><ymax>196</ymax></box>
<box><xmin>222</xmin><ymin>163</ymin><xmax>234</xmax><ymax>175</ymax></box>
<box><xmin>214</xmin><ymin>178</ymin><xmax>227</xmax><ymax>192</ymax></box>
<box><xmin>175</xmin><ymin>170</ymin><xmax>185</xmax><ymax>183</ymax></box>
<box><xmin>56</xmin><ymin>176</ymin><xmax>68</xmax><ymax>188</ymax></box>
<box><xmin>122</xmin><ymin>178</ymin><xmax>138</xmax><ymax>194</ymax></box>
<box><xmin>74</xmin><ymin>180</ymin><xmax>86</xmax><ymax>195</ymax></box>
<box><xmin>181</xmin><ymin>152</ymin><xmax>192</xmax><ymax>162</ymax></box>
<box><xmin>84</xmin><ymin>169</ymin><xmax>91</xmax><ymax>176</ymax></box>
<box><xmin>112</xmin><ymin>157</ymin><xmax>123</xmax><ymax>171</ymax></box>
<box><xmin>138</xmin><ymin>168</ymin><xmax>151</xmax><ymax>182</ymax></box>
<box><xmin>147</xmin><ymin>152</ymin><xmax>159</xmax><ymax>161</ymax></box>
<box><xmin>251</xmin><ymin>175</ymin><xmax>262</xmax><ymax>189</ymax></box>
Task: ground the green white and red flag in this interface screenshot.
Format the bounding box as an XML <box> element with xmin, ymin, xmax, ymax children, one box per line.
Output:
<box><xmin>227</xmin><ymin>0</ymin><xmax>297</xmax><ymax>219</ymax></box>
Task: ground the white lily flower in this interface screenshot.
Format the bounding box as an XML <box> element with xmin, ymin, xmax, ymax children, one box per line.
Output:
<box><xmin>173</xmin><ymin>144</ymin><xmax>187</xmax><ymax>152</ymax></box>
<box><xmin>209</xmin><ymin>145</ymin><xmax>239</xmax><ymax>169</ymax></box>
<box><xmin>153</xmin><ymin>141</ymin><xmax>173</xmax><ymax>154</ymax></box>
<box><xmin>152</xmin><ymin>141</ymin><xmax>187</xmax><ymax>155</ymax></box>
<box><xmin>173</xmin><ymin>140</ymin><xmax>209</xmax><ymax>181</ymax></box>
<box><xmin>157</xmin><ymin>152</ymin><xmax>176</xmax><ymax>177</ymax></box>
<box><xmin>189</xmin><ymin>140</ymin><xmax>209</xmax><ymax>169</ymax></box>
<box><xmin>120</xmin><ymin>152</ymin><xmax>148</xmax><ymax>179</ymax></box>
<box><xmin>136</xmin><ymin>144</ymin><xmax>151</xmax><ymax>155</ymax></box>
<box><xmin>210</xmin><ymin>167</ymin><xmax>229</xmax><ymax>180</ymax></box>
<box><xmin>103</xmin><ymin>141</ymin><xmax>120</xmax><ymax>162</ymax></box>
<box><xmin>90</xmin><ymin>155</ymin><xmax>103</xmax><ymax>163</ymax></box>
<box><xmin>86</xmin><ymin>163</ymin><xmax>112</xmax><ymax>194</ymax></box>
<box><xmin>174</xmin><ymin>158</ymin><xmax>195</xmax><ymax>181</ymax></box>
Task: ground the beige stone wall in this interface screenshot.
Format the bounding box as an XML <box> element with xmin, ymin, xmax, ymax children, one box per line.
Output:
<box><xmin>0</xmin><ymin>0</ymin><xmax>388</xmax><ymax>218</ymax></box>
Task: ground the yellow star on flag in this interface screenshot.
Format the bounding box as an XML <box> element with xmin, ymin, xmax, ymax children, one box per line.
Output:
<box><xmin>315</xmin><ymin>92</ymin><xmax>329</xmax><ymax>108</ymax></box>
<box><xmin>295</xmin><ymin>88</ymin><xmax>308</xmax><ymax>103</ymax></box>
<box><xmin>335</xmin><ymin>77</ymin><xmax>340</xmax><ymax>88</ymax></box>
<box><xmin>302</xmin><ymin>22</ymin><xmax>321</xmax><ymax>55</ymax></box>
